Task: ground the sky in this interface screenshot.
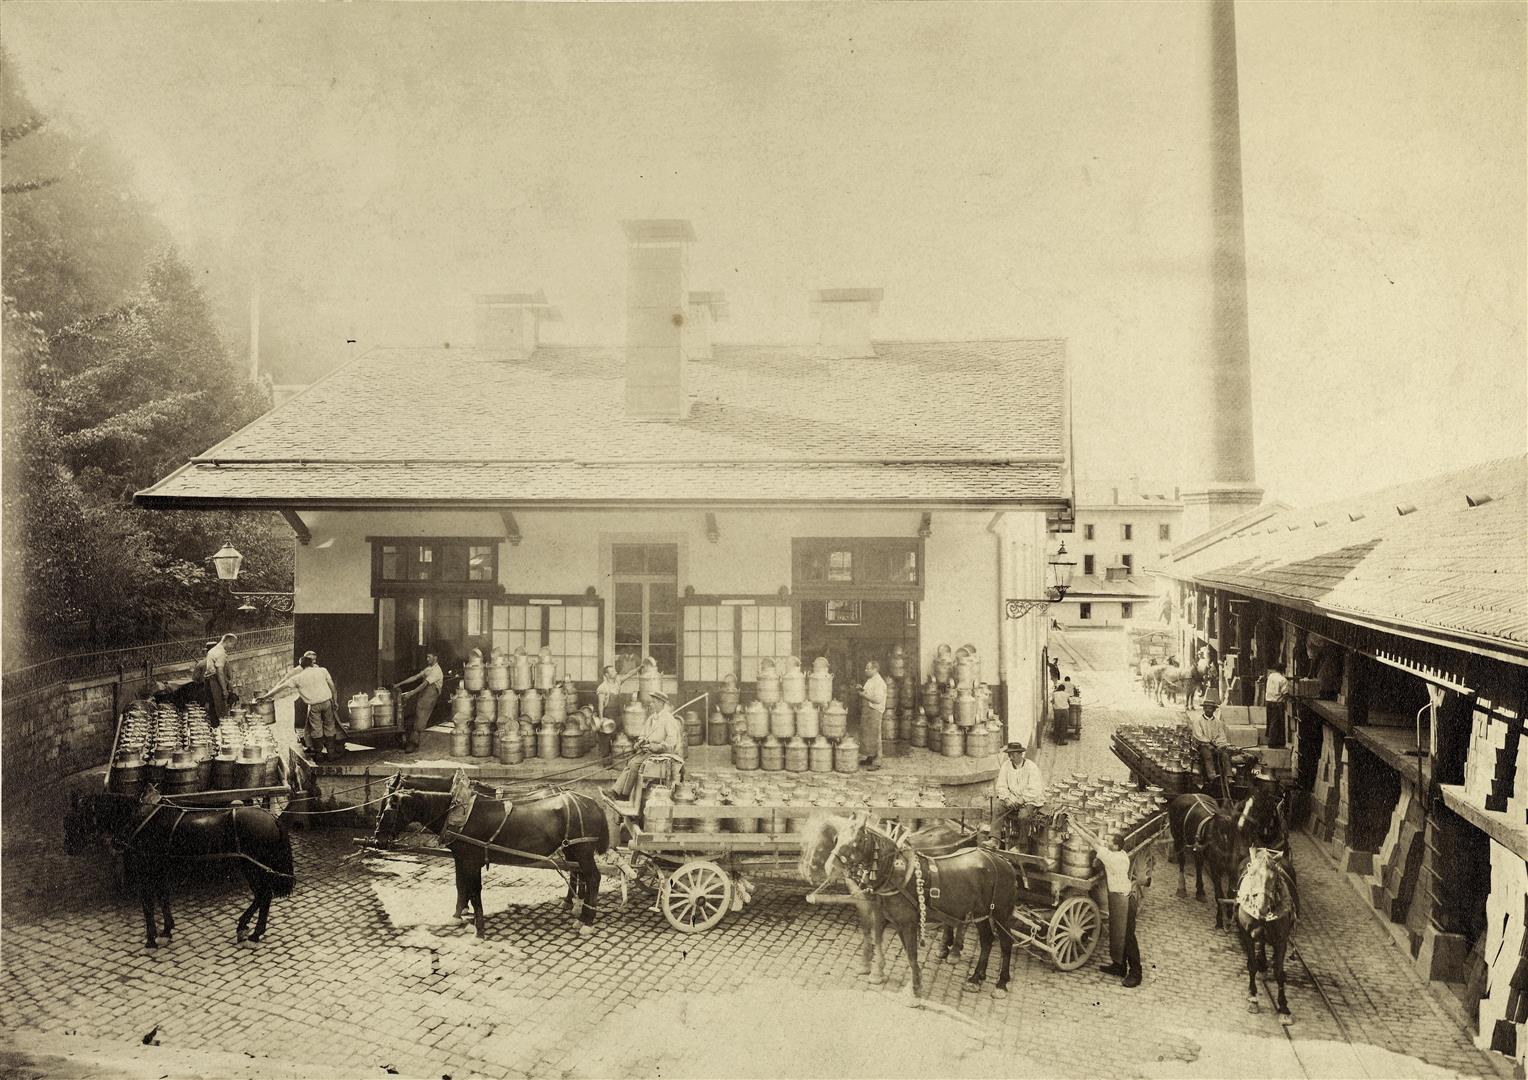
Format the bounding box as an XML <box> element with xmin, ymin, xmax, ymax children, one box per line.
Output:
<box><xmin>3</xmin><ymin>1</ymin><xmax>1523</xmax><ymax>507</ymax></box>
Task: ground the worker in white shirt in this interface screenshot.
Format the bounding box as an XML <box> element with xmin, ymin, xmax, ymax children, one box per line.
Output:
<box><xmin>858</xmin><ymin>661</ymin><xmax>887</xmax><ymax>771</ymax></box>
<box><xmin>1188</xmin><ymin>698</ymin><xmax>1231</xmax><ymax>788</ymax></box>
<box><xmin>199</xmin><ymin>634</ymin><xmax>237</xmax><ymax>726</ymax></box>
<box><xmin>993</xmin><ymin>740</ymin><xmax>1045</xmax><ymax>844</ymax></box>
<box><xmin>1263</xmin><ymin>662</ymin><xmax>1291</xmax><ymax>749</ymax></box>
<box><xmin>1072</xmin><ymin>820</ymin><xmax>1145</xmax><ymax>987</ymax></box>
<box><xmin>266</xmin><ymin>650</ymin><xmax>342</xmax><ymax>760</ymax></box>
<box><xmin>611</xmin><ymin>689</ymin><xmax>685</xmax><ymax>812</ymax></box>
<box><xmin>394</xmin><ymin>652</ymin><xmax>444</xmax><ymax>753</ymax></box>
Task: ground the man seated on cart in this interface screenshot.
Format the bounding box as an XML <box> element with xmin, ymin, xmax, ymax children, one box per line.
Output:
<box><xmin>611</xmin><ymin>689</ymin><xmax>686</xmax><ymax>815</ymax></box>
<box><xmin>1188</xmin><ymin>696</ymin><xmax>1232</xmax><ymax>790</ymax></box>
<box><xmin>992</xmin><ymin>740</ymin><xmax>1045</xmax><ymax>847</ymax></box>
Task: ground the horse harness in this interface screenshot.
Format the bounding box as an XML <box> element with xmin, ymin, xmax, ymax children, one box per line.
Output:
<box><xmin>851</xmin><ymin>824</ymin><xmax>1006</xmax><ymax>934</ymax></box>
<box><xmin>438</xmin><ymin>788</ymin><xmax>602</xmax><ymax>869</ymax></box>
<box><xmin>113</xmin><ymin>801</ymin><xmax>293</xmax><ymax>880</ymax></box>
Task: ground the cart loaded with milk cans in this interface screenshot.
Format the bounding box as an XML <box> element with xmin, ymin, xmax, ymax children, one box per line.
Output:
<box><xmin>105</xmin><ymin>698</ymin><xmax>288</xmax><ymax>807</ymax></box>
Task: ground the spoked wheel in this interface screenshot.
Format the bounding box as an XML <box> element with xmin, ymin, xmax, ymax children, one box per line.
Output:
<box><xmin>660</xmin><ymin>859</ymin><xmax>732</xmax><ymax>933</ymax></box>
<box><xmin>1046</xmin><ymin>894</ymin><xmax>1102</xmax><ymax>971</ymax></box>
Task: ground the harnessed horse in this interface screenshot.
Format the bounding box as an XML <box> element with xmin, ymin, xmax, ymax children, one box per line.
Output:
<box><xmin>1234</xmin><ymin>847</ymin><xmax>1299</xmax><ymax>1025</ymax></box>
<box><xmin>813</xmin><ymin>813</ymin><xmax>1016</xmax><ymax>998</ymax></box>
<box><xmin>373</xmin><ymin>777</ymin><xmax>611</xmax><ymax>938</ymax></box>
<box><xmin>1168</xmin><ymin>781</ymin><xmax>1287</xmax><ymax>929</ymax></box>
<box><xmin>64</xmin><ymin>790</ymin><xmax>295</xmax><ymax>949</ymax></box>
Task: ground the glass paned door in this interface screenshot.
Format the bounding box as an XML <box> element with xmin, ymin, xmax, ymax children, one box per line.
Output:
<box><xmin>612</xmin><ymin>544</ymin><xmax>680</xmax><ymax>676</ymax></box>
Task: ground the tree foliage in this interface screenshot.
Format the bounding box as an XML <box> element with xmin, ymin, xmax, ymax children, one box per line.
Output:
<box><xmin>2</xmin><ymin>53</ymin><xmax>290</xmax><ymax>665</ymax></box>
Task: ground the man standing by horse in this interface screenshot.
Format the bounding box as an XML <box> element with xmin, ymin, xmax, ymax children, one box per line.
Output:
<box><xmin>1073</xmin><ymin>820</ymin><xmax>1145</xmax><ymax>987</ymax></box>
<box><xmin>992</xmin><ymin>740</ymin><xmax>1045</xmax><ymax>845</ymax></box>
<box><xmin>611</xmin><ymin>689</ymin><xmax>685</xmax><ymax>812</ymax></box>
<box><xmin>394</xmin><ymin>651</ymin><xmax>443</xmax><ymax>753</ymax></box>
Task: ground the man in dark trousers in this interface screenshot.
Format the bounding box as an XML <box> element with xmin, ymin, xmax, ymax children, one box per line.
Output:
<box><xmin>395</xmin><ymin>652</ymin><xmax>444</xmax><ymax>753</ymax></box>
<box><xmin>1074</xmin><ymin>820</ymin><xmax>1145</xmax><ymax>986</ymax></box>
<box><xmin>857</xmin><ymin>660</ymin><xmax>887</xmax><ymax>771</ymax></box>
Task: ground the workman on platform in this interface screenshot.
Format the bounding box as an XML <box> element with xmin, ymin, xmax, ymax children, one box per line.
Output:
<box><xmin>611</xmin><ymin>689</ymin><xmax>685</xmax><ymax>812</ymax></box>
<box><xmin>268</xmin><ymin>650</ymin><xmax>342</xmax><ymax>760</ymax></box>
<box><xmin>394</xmin><ymin>652</ymin><xmax>444</xmax><ymax>753</ymax></box>
<box><xmin>1188</xmin><ymin>697</ymin><xmax>1231</xmax><ymax>787</ymax></box>
<box><xmin>1072</xmin><ymin>820</ymin><xmax>1145</xmax><ymax>988</ymax></box>
<box><xmin>992</xmin><ymin>740</ymin><xmax>1045</xmax><ymax>844</ymax></box>
<box><xmin>858</xmin><ymin>661</ymin><xmax>887</xmax><ymax>771</ymax></box>
<box><xmin>1263</xmin><ymin>662</ymin><xmax>1291</xmax><ymax>749</ymax></box>
<box><xmin>198</xmin><ymin>633</ymin><xmax>237</xmax><ymax>726</ymax></box>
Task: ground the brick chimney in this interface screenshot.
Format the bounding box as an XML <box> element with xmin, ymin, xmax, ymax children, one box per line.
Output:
<box><xmin>811</xmin><ymin>288</ymin><xmax>882</xmax><ymax>360</ymax></box>
<box><xmin>685</xmin><ymin>291</ymin><xmax>728</xmax><ymax>361</ymax></box>
<box><xmin>475</xmin><ymin>291</ymin><xmax>560</xmax><ymax>359</ymax></box>
<box><xmin>623</xmin><ymin>220</ymin><xmax>696</xmax><ymax>419</ymax></box>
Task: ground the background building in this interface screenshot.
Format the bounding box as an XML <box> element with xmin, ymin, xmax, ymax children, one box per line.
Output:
<box><xmin>1051</xmin><ymin>482</ymin><xmax>1181</xmax><ymax>630</ymax></box>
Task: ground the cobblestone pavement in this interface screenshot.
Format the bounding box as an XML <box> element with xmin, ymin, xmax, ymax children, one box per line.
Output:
<box><xmin>0</xmin><ymin>643</ymin><xmax>1512</xmax><ymax>1079</ymax></box>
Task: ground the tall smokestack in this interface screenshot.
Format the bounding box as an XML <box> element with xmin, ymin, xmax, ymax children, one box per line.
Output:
<box><xmin>248</xmin><ymin>275</ymin><xmax>261</xmax><ymax>383</ymax></box>
<box><xmin>1181</xmin><ymin>0</ymin><xmax>1264</xmax><ymax>539</ymax></box>
<box><xmin>623</xmin><ymin>220</ymin><xmax>696</xmax><ymax>419</ymax></box>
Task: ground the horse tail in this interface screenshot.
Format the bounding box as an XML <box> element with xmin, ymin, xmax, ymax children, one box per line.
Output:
<box><xmin>268</xmin><ymin>815</ymin><xmax>296</xmax><ymax>897</ymax></box>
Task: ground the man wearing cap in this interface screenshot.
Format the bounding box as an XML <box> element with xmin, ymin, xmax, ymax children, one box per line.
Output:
<box><xmin>993</xmin><ymin>740</ymin><xmax>1045</xmax><ymax>845</ymax></box>
<box><xmin>1263</xmin><ymin>662</ymin><xmax>1291</xmax><ymax>749</ymax></box>
<box><xmin>612</xmin><ymin>689</ymin><xmax>685</xmax><ymax>810</ymax></box>
<box><xmin>267</xmin><ymin>651</ymin><xmax>342</xmax><ymax>760</ymax></box>
<box><xmin>858</xmin><ymin>661</ymin><xmax>887</xmax><ymax>770</ymax></box>
<box><xmin>1188</xmin><ymin>697</ymin><xmax>1231</xmax><ymax>788</ymax></box>
<box><xmin>394</xmin><ymin>652</ymin><xmax>444</xmax><ymax>753</ymax></box>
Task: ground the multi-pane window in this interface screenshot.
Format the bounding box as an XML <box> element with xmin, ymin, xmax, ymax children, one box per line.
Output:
<box><xmin>682</xmin><ymin>605</ymin><xmax>737</xmax><ymax>683</ymax></box>
<box><xmin>375</xmin><ymin>539</ymin><xmax>498</xmax><ymax>585</ymax></box>
<box><xmin>793</xmin><ymin>539</ymin><xmax>920</xmax><ymax>590</ymax></box>
<box><xmin>827</xmin><ymin>550</ymin><xmax>853</xmax><ymax>582</ymax></box>
<box><xmin>1121</xmin><ymin>603</ymin><xmax>1134</xmax><ymax>620</ymax></box>
<box><xmin>1121</xmin><ymin>524</ymin><xmax>1133</xmax><ymax>541</ymax></box>
<box><xmin>1083</xmin><ymin>524</ymin><xmax>1095</xmax><ymax>541</ymax></box>
<box><xmin>613</xmin><ymin>544</ymin><xmax>679</xmax><ymax>675</ymax></box>
<box><xmin>1159</xmin><ymin>523</ymin><xmax>1172</xmax><ymax>542</ymax></box>
<box><xmin>491</xmin><ymin>603</ymin><xmax>601</xmax><ymax>682</ymax></box>
<box><xmin>739</xmin><ymin>605</ymin><xmax>794</xmax><ymax>681</ymax></box>
<box><xmin>825</xmin><ymin>600</ymin><xmax>862</xmax><ymax>625</ymax></box>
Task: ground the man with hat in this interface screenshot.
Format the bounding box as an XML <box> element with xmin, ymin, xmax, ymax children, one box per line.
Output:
<box><xmin>1188</xmin><ymin>695</ymin><xmax>1231</xmax><ymax>788</ymax></box>
<box><xmin>611</xmin><ymin>688</ymin><xmax>685</xmax><ymax>811</ymax></box>
<box><xmin>267</xmin><ymin>650</ymin><xmax>342</xmax><ymax>760</ymax></box>
<box><xmin>394</xmin><ymin>652</ymin><xmax>444</xmax><ymax>753</ymax></box>
<box><xmin>993</xmin><ymin>739</ymin><xmax>1045</xmax><ymax>845</ymax></box>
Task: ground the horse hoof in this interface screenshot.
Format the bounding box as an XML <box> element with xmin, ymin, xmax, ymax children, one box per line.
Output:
<box><xmin>1279</xmin><ymin>1014</ymin><xmax>1294</xmax><ymax>1028</ymax></box>
<box><xmin>994</xmin><ymin>986</ymin><xmax>1009</xmax><ymax>997</ymax></box>
<box><xmin>237</xmin><ymin>938</ymin><xmax>261</xmax><ymax>950</ymax></box>
<box><xmin>578</xmin><ymin>924</ymin><xmax>595</xmax><ymax>939</ymax></box>
<box><xmin>934</xmin><ymin>950</ymin><xmax>949</xmax><ymax>962</ymax></box>
<box><xmin>962</xmin><ymin>979</ymin><xmax>981</xmax><ymax>992</ymax></box>
<box><xmin>1175</xmin><ymin>888</ymin><xmax>1187</xmax><ymax>899</ymax></box>
<box><xmin>857</xmin><ymin>964</ymin><xmax>872</xmax><ymax>976</ymax></box>
<box><xmin>868</xmin><ymin>973</ymin><xmax>886</xmax><ymax>986</ymax></box>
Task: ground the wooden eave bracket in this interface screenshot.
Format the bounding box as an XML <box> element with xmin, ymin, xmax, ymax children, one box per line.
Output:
<box><xmin>501</xmin><ymin>511</ymin><xmax>522</xmax><ymax>546</ymax></box>
<box><xmin>279</xmin><ymin>509</ymin><xmax>312</xmax><ymax>546</ymax></box>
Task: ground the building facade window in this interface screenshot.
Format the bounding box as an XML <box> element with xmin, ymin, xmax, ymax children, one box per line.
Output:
<box><xmin>492</xmin><ymin>602</ymin><xmax>602</xmax><ymax>682</ymax></box>
<box><xmin>375</xmin><ymin>539</ymin><xmax>499</xmax><ymax>586</ymax></box>
<box><xmin>372</xmin><ymin>537</ymin><xmax>504</xmax><ymax>685</ymax></box>
<box><xmin>612</xmin><ymin>543</ymin><xmax>679</xmax><ymax>675</ymax></box>
<box><xmin>1083</xmin><ymin>554</ymin><xmax>1095</xmax><ymax>576</ymax></box>
<box><xmin>1079</xmin><ymin>603</ymin><xmax>1093</xmax><ymax>620</ymax></box>
<box><xmin>1121</xmin><ymin>523</ymin><xmax>1133</xmax><ymax>541</ymax></box>
<box><xmin>825</xmin><ymin>600</ymin><xmax>862</xmax><ymax>625</ymax></box>
<box><xmin>1083</xmin><ymin>524</ymin><xmax>1095</xmax><ymax>541</ymax></box>
<box><xmin>1159</xmin><ymin>523</ymin><xmax>1172</xmax><ymax>542</ymax></box>
<box><xmin>1121</xmin><ymin>553</ymin><xmax>1134</xmax><ymax>573</ymax></box>
<box><xmin>739</xmin><ymin>605</ymin><xmax>794</xmax><ymax>681</ymax></box>
<box><xmin>1121</xmin><ymin>602</ymin><xmax>1134</xmax><ymax>620</ymax></box>
<box><xmin>792</xmin><ymin>538</ymin><xmax>922</xmax><ymax>594</ymax></box>
<box><xmin>681</xmin><ymin>604</ymin><xmax>737</xmax><ymax>683</ymax></box>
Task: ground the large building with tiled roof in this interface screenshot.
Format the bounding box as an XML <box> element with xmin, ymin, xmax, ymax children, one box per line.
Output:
<box><xmin>137</xmin><ymin>221</ymin><xmax>1075</xmax><ymax>746</ymax></box>
<box><xmin>1159</xmin><ymin>455</ymin><xmax>1528</xmax><ymax>1039</ymax></box>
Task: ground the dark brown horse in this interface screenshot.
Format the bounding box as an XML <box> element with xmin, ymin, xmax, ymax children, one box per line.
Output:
<box><xmin>1167</xmin><ymin>792</ymin><xmax>1247</xmax><ymax>928</ymax></box>
<box><xmin>64</xmin><ymin>790</ymin><xmax>294</xmax><ymax>949</ymax></box>
<box><xmin>1234</xmin><ymin>847</ymin><xmax>1299</xmax><ymax>1025</ymax></box>
<box><xmin>373</xmin><ymin>780</ymin><xmax>611</xmax><ymax>938</ymax></box>
<box><xmin>813</xmin><ymin>813</ymin><xmax>1016</xmax><ymax>998</ymax></box>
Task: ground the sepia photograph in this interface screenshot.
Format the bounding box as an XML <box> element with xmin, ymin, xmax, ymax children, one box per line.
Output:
<box><xmin>0</xmin><ymin>2</ymin><xmax>1524</xmax><ymax>1078</ymax></box>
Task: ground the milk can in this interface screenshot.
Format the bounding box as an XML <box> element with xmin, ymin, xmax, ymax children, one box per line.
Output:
<box><xmin>370</xmin><ymin>688</ymin><xmax>394</xmax><ymax>728</ymax></box>
<box><xmin>940</xmin><ymin>691</ymin><xmax>956</xmax><ymax>725</ymax></box>
<box><xmin>451</xmin><ymin>686</ymin><xmax>474</xmax><ymax>725</ymax></box>
<box><xmin>535</xmin><ymin>647</ymin><xmax>557</xmax><ymax>692</ymax></box>
<box><xmin>495</xmin><ymin>689</ymin><xmax>517</xmax><ymax>723</ymax></box>
<box><xmin>538</xmin><ymin>721</ymin><xmax>560</xmax><ymax>760</ymax></box>
<box><xmin>745</xmin><ymin>700</ymin><xmax>770</xmax><ymax>740</ymax></box>
<box><xmin>732</xmin><ymin>733</ymin><xmax>760</xmax><ymax>771</ymax></box>
<box><xmin>785</xmin><ymin>735</ymin><xmax>809</xmax><ymax>773</ymax></box>
<box><xmin>497</xmin><ymin>728</ymin><xmax>523</xmax><ymax>765</ymax></box>
<box><xmin>769</xmin><ymin>700</ymin><xmax>794</xmax><ymax>739</ymax></box>
<box><xmin>718</xmin><ymin>674</ymin><xmax>741</xmax><ymax>716</ymax></box>
<box><xmin>451</xmin><ymin>724</ymin><xmax>472</xmax><ymax>757</ymax></box>
<box><xmin>684</xmin><ymin>709</ymin><xmax>704</xmax><ymax>746</ymax></box>
<box><xmin>821</xmin><ymin>699</ymin><xmax>848</xmax><ymax>740</ymax></box>
<box><xmin>834</xmin><ymin>734</ymin><xmax>861</xmax><ymax>773</ymax></box>
<box><xmin>487</xmin><ymin>651</ymin><xmax>510</xmax><ymax>692</ymax></box>
<box><xmin>807</xmin><ymin>657</ymin><xmax>833</xmax><ymax>704</ymax></box>
<box><xmin>637</xmin><ymin>656</ymin><xmax>661</xmax><ymax>703</ymax></box>
<box><xmin>471</xmin><ymin>721</ymin><xmax>494</xmax><ymax>758</ymax></box>
<box><xmin>809</xmin><ymin>736</ymin><xmax>834</xmax><ymax>773</ymax></box>
<box><xmin>759</xmin><ymin>734</ymin><xmax>785</xmax><ymax>772</ymax></box>
<box><xmin>884</xmin><ymin>679</ymin><xmax>900</xmax><ymax>718</ymax></box>
<box><xmin>671</xmin><ymin>782</ymin><xmax>699</xmax><ymax>832</ymax></box>
<box><xmin>521</xmin><ymin>721</ymin><xmax>539</xmax><ymax>760</ymax></box>
<box><xmin>965</xmin><ymin>721</ymin><xmax>987</xmax><ymax>759</ymax></box>
<box><xmin>895</xmin><ymin>708</ymin><xmax>912</xmax><ymax>743</ymax></box>
<box><xmin>926</xmin><ymin>717</ymin><xmax>943</xmax><ymax>754</ymax></box>
<box><xmin>707</xmin><ymin>708</ymin><xmax>729</xmax><ymax>746</ymax></box>
<box><xmin>756</xmin><ymin>658</ymin><xmax>781</xmax><ymax>705</ymax></box>
<box><xmin>888</xmin><ymin>644</ymin><xmax>908</xmax><ymax>680</ymax></box>
<box><xmin>795</xmin><ymin>701</ymin><xmax>820</xmax><ymax>740</ymax></box>
<box><xmin>545</xmin><ymin>683</ymin><xmax>567</xmax><ymax>722</ymax></box>
<box><xmin>510</xmin><ymin>648</ymin><xmax>533</xmax><ymax>692</ymax></box>
<box><xmin>881</xmin><ymin>709</ymin><xmax>897</xmax><ymax>742</ymax></box>
<box><xmin>782</xmin><ymin>657</ymin><xmax>807</xmax><ymax>705</ymax></box>
<box><xmin>348</xmin><ymin>692</ymin><xmax>373</xmax><ymax>729</ymax></box>
<box><xmin>955</xmin><ymin>687</ymin><xmax>977</xmax><ymax>728</ymax></box>
<box><xmin>954</xmin><ymin>649</ymin><xmax>976</xmax><ymax>691</ymax></box>
<box><xmin>561</xmin><ymin>720</ymin><xmax>586</xmax><ymax>759</ymax></box>
<box><xmin>475</xmin><ymin>689</ymin><xmax>497</xmax><ymax>724</ymax></box>
<box><xmin>911</xmin><ymin>712</ymin><xmax>929</xmax><ymax>749</ymax></box>
<box><xmin>623</xmin><ymin>698</ymin><xmax>647</xmax><ymax>737</ymax></box>
<box><xmin>932</xmin><ymin>644</ymin><xmax>954</xmax><ymax>684</ymax></box>
<box><xmin>646</xmin><ymin>786</ymin><xmax>674</xmax><ymax>833</ymax></box>
<box><xmin>921</xmin><ymin>677</ymin><xmax>941</xmax><ymax>715</ymax></box>
<box><xmin>521</xmin><ymin>687</ymin><xmax>543</xmax><ymax>722</ymax></box>
<box><xmin>464</xmin><ymin>653</ymin><xmax>486</xmax><ymax>692</ymax></box>
<box><xmin>612</xmin><ymin>729</ymin><xmax>633</xmax><ymax>760</ymax></box>
<box><xmin>561</xmin><ymin>679</ymin><xmax>579</xmax><ymax>714</ymax></box>
<box><xmin>211</xmin><ymin>752</ymin><xmax>236</xmax><ymax>792</ymax></box>
<box><xmin>941</xmin><ymin>721</ymin><xmax>965</xmax><ymax>758</ymax></box>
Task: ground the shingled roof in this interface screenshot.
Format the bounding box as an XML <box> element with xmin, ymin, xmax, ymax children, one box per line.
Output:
<box><xmin>137</xmin><ymin>340</ymin><xmax>1069</xmax><ymax>508</ymax></box>
<box><xmin>1164</xmin><ymin>456</ymin><xmax>1528</xmax><ymax>654</ymax></box>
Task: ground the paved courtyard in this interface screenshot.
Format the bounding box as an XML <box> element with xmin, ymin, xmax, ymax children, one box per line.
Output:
<box><xmin>0</xmin><ymin>638</ymin><xmax>1511</xmax><ymax>1079</ymax></box>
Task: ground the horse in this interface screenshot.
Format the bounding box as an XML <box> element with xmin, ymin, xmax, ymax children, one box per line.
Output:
<box><xmin>372</xmin><ymin>779</ymin><xmax>611</xmax><ymax>938</ymax></box>
<box><xmin>1153</xmin><ymin>664</ymin><xmax>1185</xmax><ymax>707</ymax></box>
<box><xmin>809</xmin><ymin>812</ymin><xmax>1015</xmax><ymax>999</ymax></box>
<box><xmin>63</xmin><ymin>790</ymin><xmax>294</xmax><ymax>949</ymax></box>
<box><xmin>1234</xmin><ymin>847</ymin><xmax>1299</xmax><ymax>1025</ymax></box>
<box><xmin>1235</xmin><ymin>778</ymin><xmax>1290</xmax><ymax>859</ymax></box>
<box><xmin>1166</xmin><ymin>792</ymin><xmax>1248</xmax><ymax>928</ymax></box>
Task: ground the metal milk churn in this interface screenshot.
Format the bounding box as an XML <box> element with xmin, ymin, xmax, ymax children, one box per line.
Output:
<box><xmin>637</xmin><ymin>656</ymin><xmax>661</xmax><ymax>703</ymax></box>
<box><xmin>769</xmin><ymin>700</ymin><xmax>794</xmax><ymax>739</ymax></box>
<box><xmin>745</xmin><ymin>700</ymin><xmax>770</xmax><ymax>740</ymax></box>
<box><xmin>782</xmin><ymin>657</ymin><xmax>807</xmax><ymax>705</ymax></box>
<box><xmin>888</xmin><ymin>644</ymin><xmax>907</xmax><ymax>681</ymax></box>
<box><xmin>451</xmin><ymin>723</ymin><xmax>472</xmax><ymax>757</ymax></box>
<box><xmin>470</xmin><ymin>720</ymin><xmax>494</xmax><ymax>758</ymax></box>
<box><xmin>795</xmin><ymin>701</ymin><xmax>820</xmax><ymax>740</ymax></box>
<box><xmin>941</xmin><ymin>721</ymin><xmax>965</xmax><ymax>758</ymax></box>
<box><xmin>881</xmin><ymin>708</ymin><xmax>897</xmax><ymax>742</ymax></box>
<box><xmin>926</xmin><ymin>717</ymin><xmax>943</xmax><ymax>754</ymax></box>
<box><xmin>759</xmin><ymin>734</ymin><xmax>784</xmax><ymax>772</ymax></box>
<box><xmin>965</xmin><ymin>721</ymin><xmax>987</xmax><ymax>759</ymax></box>
<box><xmin>955</xmin><ymin>687</ymin><xmax>977</xmax><ymax>728</ymax></box>
<box><xmin>921</xmin><ymin>677</ymin><xmax>941</xmax><ymax>716</ymax></box>
<box><xmin>521</xmin><ymin>720</ymin><xmax>539</xmax><ymax>760</ymax></box>
<box><xmin>809</xmin><ymin>736</ymin><xmax>834</xmax><ymax>773</ymax></box>
<box><xmin>495</xmin><ymin>689</ymin><xmax>517</xmax><ymax>723</ymax></box>
<box><xmin>612</xmin><ymin>729</ymin><xmax>632</xmax><ymax>760</ymax></box>
<box><xmin>807</xmin><ymin>657</ymin><xmax>833</xmax><ymax>704</ymax></box>
<box><xmin>464</xmin><ymin>653</ymin><xmax>486</xmax><ymax>692</ymax></box>
<box><xmin>707</xmin><ymin>708</ymin><xmax>729</xmax><ymax>746</ymax></box>
<box><xmin>451</xmin><ymin>686</ymin><xmax>474</xmax><ymax>725</ymax></box>
<box><xmin>939</xmin><ymin>691</ymin><xmax>956</xmax><ymax>725</ymax></box>
<box><xmin>561</xmin><ymin>679</ymin><xmax>579</xmax><ymax>714</ymax></box>
<box><xmin>834</xmin><ymin>735</ymin><xmax>860</xmax><ymax>773</ymax></box>
<box><xmin>370</xmin><ymin>688</ymin><xmax>394</xmax><ymax>728</ymax></box>
<box><xmin>646</xmin><ymin>785</ymin><xmax>674</xmax><ymax>834</ymax></box>
<box><xmin>475</xmin><ymin>689</ymin><xmax>498</xmax><ymax>724</ymax></box>
<box><xmin>497</xmin><ymin>727</ymin><xmax>523</xmax><ymax>765</ymax></box>
<box><xmin>348</xmin><ymin>692</ymin><xmax>373</xmax><ymax>730</ymax></box>
<box><xmin>975</xmin><ymin>683</ymin><xmax>992</xmax><ymax>720</ymax></box>
<box><xmin>671</xmin><ymin>781</ymin><xmax>698</xmax><ymax>832</ymax></box>
<box><xmin>897</xmin><ymin>707</ymin><xmax>913</xmax><ymax>743</ymax></box>
<box><xmin>884</xmin><ymin>678</ymin><xmax>900</xmax><ymax>718</ymax></box>
<box><xmin>732</xmin><ymin>732</ymin><xmax>760</xmax><ymax>771</ymax></box>
<box><xmin>510</xmin><ymin>648</ymin><xmax>532</xmax><ymax>692</ymax></box>
<box><xmin>561</xmin><ymin>713</ymin><xmax>586</xmax><ymax>758</ymax></box>
<box><xmin>538</xmin><ymin>720</ymin><xmax>560</xmax><ymax>761</ymax></box>
<box><xmin>487</xmin><ymin>651</ymin><xmax>510</xmax><ymax>692</ymax></box>
<box><xmin>718</xmin><ymin>674</ymin><xmax>741</xmax><ymax>716</ymax></box>
<box><xmin>622</xmin><ymin>699</ymin><xmax>647</xmax><ymax>737</ymax></box>
<box><xmin>521</xmin><ymin>687</ymin><xmax>543</xmax><ymax>722</ymax></box>
<box><xmin>932</xmin><ymin>644</ymin><xmax>954</xmax><ymax>685</ymax></box>
<box><xmin>535</xmin><ymin>647</ymin><xmax>557</xmax><ymax>692</ymax></box>
<box><xmin>821</xmin><ymin>699</ymin><xmax>848</xmax><ymax>740</ymax></box>
<box><xmin>755</xmin><ymin>658</ymin><xmax>781</xmax><ymax>705</ymax></box>
<box><xmin>545</xmin><ymin>683</ymin><xmax>567</xmax><ymax>723</ymax></box>
<box><xmin>684</xmin><ymin>709</ymin><xmax>704</xmax><ymax>746</ymax></box>
<box><xmin>954</xmin><ymin>648</ymin><xmax>976</xmax><ymax>691</ymax></box>
<box><xmin>911</xmin><ymin>711</ymin><xmax>929</xmax><ymax>749</ymax></box>
<box><xmin>785</xmin><ymin>735</ymin><xmax>809</xmax><ymax>773</ymax></box>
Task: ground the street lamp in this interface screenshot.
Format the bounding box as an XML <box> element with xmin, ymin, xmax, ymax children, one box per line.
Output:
<box><xmin>208</xmin><ymin>541</ymin><xmax>294</xmax><ymax>615</ymax></box>
<box><xmin>1004</xmin><ymin>542</ymin><xmax>1079</xmax><ymax>620</ymax></box>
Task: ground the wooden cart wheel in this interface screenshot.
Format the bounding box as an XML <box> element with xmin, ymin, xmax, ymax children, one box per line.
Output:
<box><xmin>1046</xmin><ymin>894</ymin><xmax>1102</xmax><ymax>971</ymax></box>
<box><xmin>660</xmin><ymin>859</ymin><xmax>733</xmax><ymax>933</ymax></box>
